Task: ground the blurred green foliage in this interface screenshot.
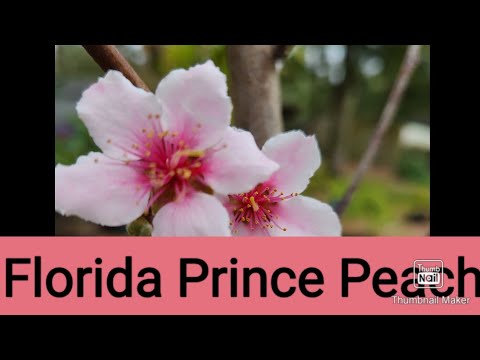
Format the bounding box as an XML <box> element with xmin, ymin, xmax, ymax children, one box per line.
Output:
<box><xmin>305</xmin><ymin>167</ymin><xmax>429</xmax><ymax>235</ymax></box>
<box><xmin>55</xmin><ymin>114</ymin><xmax>99</xmax><ymax>165</ymax></box>
<box><xmin>395</xmin><ymin>149</ymin><xmax>430</xmax><ymax>184</ymax></box>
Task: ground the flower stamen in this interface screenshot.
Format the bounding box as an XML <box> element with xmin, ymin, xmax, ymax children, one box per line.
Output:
<box><xmin>229</xmin><ymin>183</ymin><xmax>299</xmax><ymax>234</ymax></box>
<box><xmin>249</xmin><ymin>196</ymin><xmax>260</xmax><ymax>212</ymax></box>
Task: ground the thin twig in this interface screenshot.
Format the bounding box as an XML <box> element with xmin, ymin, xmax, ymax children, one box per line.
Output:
<box><xmin>272</xmin><ymin>45</ymin><xmax>294</xmax><ymax>60</ymax></box>
<box><xmin>82</xmin><ymin>45</ymin><xmax>150</xmax><ymax>92</ymax></box>
<box><xmin>334</xmin><ymin>45</ymin><xmax>423</xmax><ymax>217</ymax></box>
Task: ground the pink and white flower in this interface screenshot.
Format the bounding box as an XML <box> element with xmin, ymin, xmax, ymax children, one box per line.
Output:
<box><xmin>55</xmin><ymin>61</ymin><xmax>279</xmax><ymax>236</ymax></box>
<box><xmin>222</xmin><ymin>131</ymin><xmax>342</xmax><ymax>236</ymax></box>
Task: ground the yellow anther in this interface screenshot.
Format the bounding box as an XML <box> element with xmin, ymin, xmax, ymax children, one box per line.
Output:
<box><xmin>145</xmin><ymin>150</ymin><xmax>151</xmax><ymax>157</ymax></box>
<box><xmin>158</xmin><ymin>131</ymin><xmax>169</xmax><ymax>138</ymax></box>
<box><xmin>283</xmin><ymin>228</ymin><xmax>287</xmax><ymax>232</ymax></box>
<box><xmin>280</xmin><ymin>192</ymin><xmax>284</xmax><ymax>195</ymax></box>
<box><xmin>149</xmin><ymin>162</ymin><xmax>156</xmax><ymax>168</ymax></box>
<box><xmin>247</xmin><ymin>204</ymin><xmax>252</xmax><ymax>208</ymax></box>
<box><xmin>168</xmin><ymin>170</ymin><xmax>175</xmax><ymax>176</ymax></box>
<box><xmin>249</xmin><ymin>196</ymin><xmax>260</xmax><ymax>212</ymax></box>
<box><xmin>239</xmin><ymin>208</ymin><xmax>244</xmax><ymax>212</ymax></box>
<box><xmin>179</xmin><ymin>140</ymin><xmax>185</xmax><ymax>147</ymax></box>
<box><xmin>254</xmin><ymin>191</ymin><xmax>258</xmax><ymax>195</ymax></box>
<box><xmin>255</xmin><ymin>220</ymin><xmax>259</xmax><ymax>225</ymax></box>
<box><xmin>241</xmin><ymin>217</ymin><xmax>246</xmax><ymax>222</ymax></box>
<box><xmin>147</xmin><ymin>131</ymin><xmax>155</xmax><ymax>139</ymax></box>
<box><xmin>273</xmin><ymin>189</ymin><xmax>277</xmax><ymax>192</ymax></box>
<box><xmin>192</xmin><ymin>162</ymin><xmax>202</xmax><ymax>168</ymax></box>
<box><xmin>182</xmin><ymin>169</ymin><xmax>192</xmax><ymax>179</ymax></box>
<box><xmin>171</xmin><ymin>132</ymin><xmax>178</xmax><ymax>137</ymax></box>
<box><xmin>176</xmin><ymin>149</ymin><xmax>205</xmax><ymax>158</ymax></box>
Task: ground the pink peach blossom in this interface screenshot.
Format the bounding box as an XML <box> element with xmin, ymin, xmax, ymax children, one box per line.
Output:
<box><xmin>55</xmin><ymin>61</ymin><xmax>279</xmax><ymax>236</ymax></box>
<box><xmin>223</xmin><ymin>131</ymin><xmax>341</xmax><ymax>236</ymax></box>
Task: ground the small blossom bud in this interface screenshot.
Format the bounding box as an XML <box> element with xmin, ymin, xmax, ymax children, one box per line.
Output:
<box><xmin>127</xmin><ymin>217</ymin><xmax>153</xmax><ymax>236</ymax></box>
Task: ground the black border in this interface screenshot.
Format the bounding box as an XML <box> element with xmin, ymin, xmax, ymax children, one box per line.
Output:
<box><xmin>4</xmin><ymin>36</ymin><xmax>478</xmax><ymax>335</ymax></box>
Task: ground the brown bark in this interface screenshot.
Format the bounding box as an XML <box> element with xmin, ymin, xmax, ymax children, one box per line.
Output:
<box><xmin>82</xmin><ymin>45</ymin><xmax>150</xmax><ymax>92</ymax></box>
<box><xmin>226</xmin><ymin>45</ymin><xmax>284</xmax><ymax>146</ymax></box>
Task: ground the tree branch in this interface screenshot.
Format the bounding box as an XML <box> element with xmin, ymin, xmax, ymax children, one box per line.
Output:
<box><xmin>227</xmin><ymin>45</ymin><xmax>284</xmax><ymax>146</ymax></box>
<box><xmin>82</xmin><ymin>45</ymin><xmax>150</xmax><ymax>92</ymax></box>
<box><xmin>334</xmin><ymin>45</ymin><xmax>422</xmax><ymax>217</ymax></box>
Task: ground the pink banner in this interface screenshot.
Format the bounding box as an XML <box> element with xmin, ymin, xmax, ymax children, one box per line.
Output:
<box><xmin>0</xmin><ymin>237</ymin><xmax>478</xmax><ymax>314</ymax></box>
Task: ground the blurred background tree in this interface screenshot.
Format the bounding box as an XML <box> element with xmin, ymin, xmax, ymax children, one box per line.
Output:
<box><xmin>55</xmin><ymin>45</ymin><xmax>430</xmax><ymax>236</ymax></box>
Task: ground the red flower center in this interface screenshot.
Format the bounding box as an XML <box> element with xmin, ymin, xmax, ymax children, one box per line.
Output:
<box><xmin>114</xmin><ymin>113</ymin><xmax>210</xmax><ymax>210</ymax></box>
<box><xmin>228</xmin><ymin>184</ymin><xmax>299</xmax><ymax>234</ymax></box>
